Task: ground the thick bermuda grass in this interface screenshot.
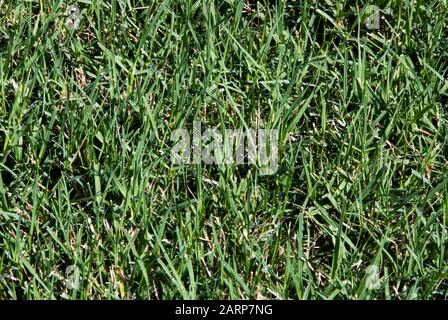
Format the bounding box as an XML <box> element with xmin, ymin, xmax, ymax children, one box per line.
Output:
<box><xmin>0</xmin><ymin>0</ymin><xmax>447</xmax><ymax>299</ymax></box>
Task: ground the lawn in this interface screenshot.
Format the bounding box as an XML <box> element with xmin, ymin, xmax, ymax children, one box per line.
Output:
<box><xmin>0</xmin><ymin>0</ymin><xmax>447</xmax><ymax>299</ymax></box>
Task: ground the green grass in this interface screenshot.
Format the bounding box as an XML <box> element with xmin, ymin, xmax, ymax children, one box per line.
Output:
<box><xmin>0</xmin><ymin>0</ymin><xmax>447</xmax><ymax>299</ymax></box>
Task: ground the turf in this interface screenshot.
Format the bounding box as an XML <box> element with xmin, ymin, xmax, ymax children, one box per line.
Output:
<box><xmin>0</xmin><ymin>0</ymin><xmax>447</xmax><ymax>299</ymax></box>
